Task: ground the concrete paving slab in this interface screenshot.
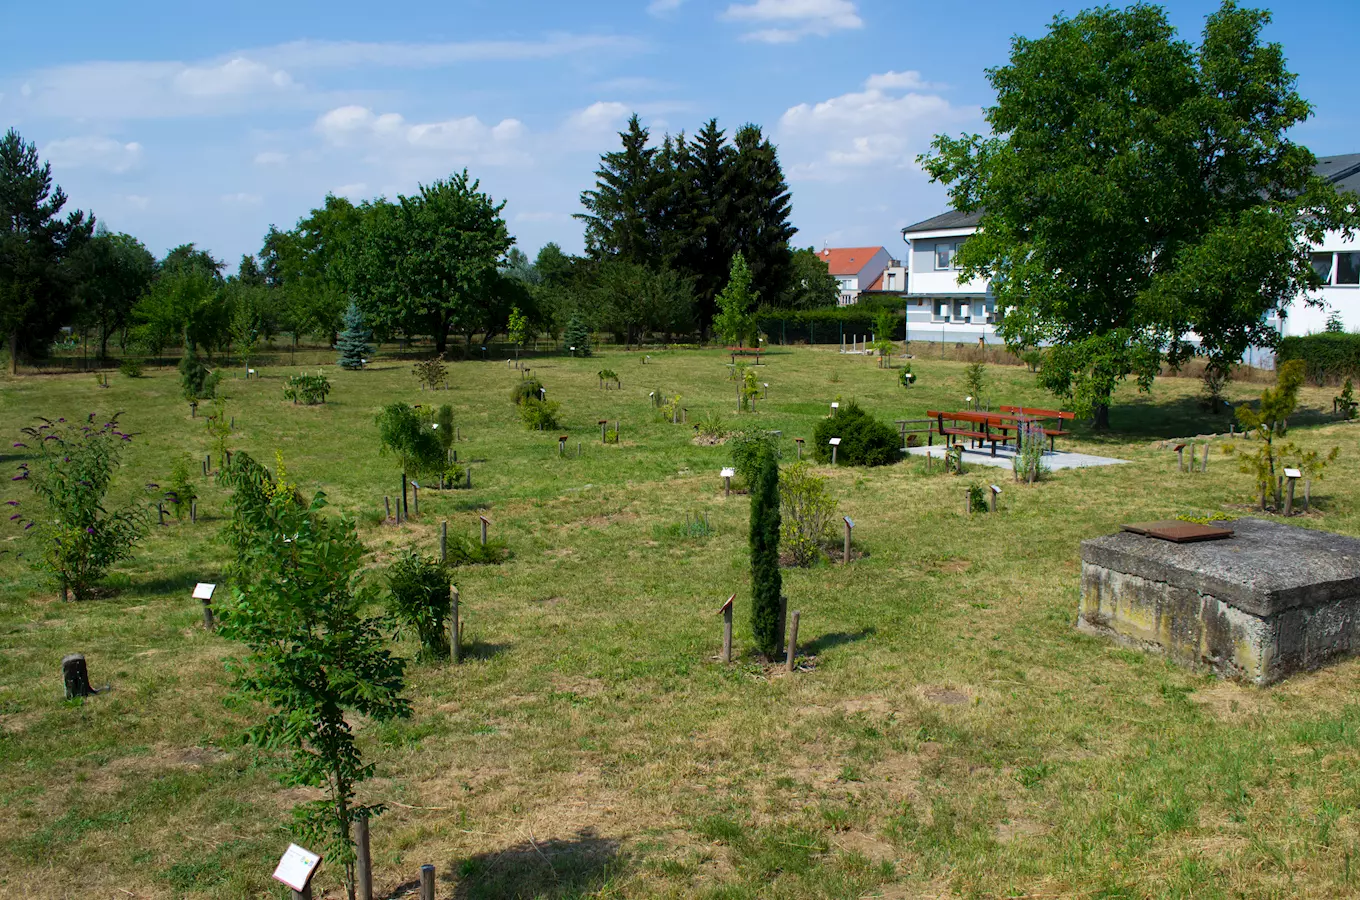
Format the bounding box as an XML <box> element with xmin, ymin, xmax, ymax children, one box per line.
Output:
<box><xmin>904</xmin><ymin>444</ymin><xmax>1129</xmax><ymax>470</ymax></box>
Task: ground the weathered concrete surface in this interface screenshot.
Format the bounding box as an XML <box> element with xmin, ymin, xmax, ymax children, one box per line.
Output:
<box><xmin>1078</xmin><ymin>518</ymin><xmax>1360</xmax><ymax>685</ymax></box>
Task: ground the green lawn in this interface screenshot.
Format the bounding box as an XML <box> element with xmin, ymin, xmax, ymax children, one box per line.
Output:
<box><xmin>2</xmin><ymin>346</ymin><xmax>1359</xmax><ymax>899</ymax></box>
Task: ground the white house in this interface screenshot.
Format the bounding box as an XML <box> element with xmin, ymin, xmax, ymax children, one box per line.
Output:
<box><xmin>817</xmin><ymin>246</ymin><xmax>892</xmax><ymax>306</ymax></box>
<box><xmin>897</xmin><ymin>152</ymin><xmax>1360</xmax><ymax>348</ymax></box>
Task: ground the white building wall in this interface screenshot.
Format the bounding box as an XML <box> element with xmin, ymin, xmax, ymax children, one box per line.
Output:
<box><xmin>1287</xmin><ymin>229</ymin><xmax>1360</xmax><ymax>335</ymax></box>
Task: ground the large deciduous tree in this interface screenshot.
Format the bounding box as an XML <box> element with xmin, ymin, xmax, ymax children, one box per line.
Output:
<box><xmin>0</xmin><ymin>129</ymin><xmax>94</xmax><ymax>373</ymax></box>
<box><xmin>921</xmin><ymin>0</ymin><xmax>1359</xmax><ymax>427</ymax></box>
<box><xmin>261</xmin><ymin>195</ymin><xmax>361</xmax><ymax>347</ymax></box>
<box><xmin>74</xmin><ymin>227</ymin><xmax>156</xmax><ymax>360</ymax></box>
<box><xmin>350</xmin><ymin>172</ymin><xmax>512</xmax><ymax>355</ymax></box>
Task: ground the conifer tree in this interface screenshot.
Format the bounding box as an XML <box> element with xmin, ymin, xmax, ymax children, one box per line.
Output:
<box><xmin>576</xmin><ymin>114</ymin><xmax>660</xmax><ymax>265</ymax></box>
<box><xmin>336</xmin><ymin>299</ymin><xmax>371</xmax><ymax>369</ymax></box>
<box><xmin>749</xmin><ymin>444</ymin><xmax>783</xmax><ymax>658</ymax></box>
<box><xmin>563</xmin><ymin>312</ymin><xmax>592</xmax><ymax>357</ymax></box>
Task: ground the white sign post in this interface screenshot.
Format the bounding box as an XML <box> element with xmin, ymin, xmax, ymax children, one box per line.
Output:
<box><xmin>721</xmin><ymin>467</ymin><xmax>735</xmax><ymax>497</ymax></box>
<box><xmin>829</xmin><ymin>437</ymin><xmax>841</xmax><ymax>465</ymax></box>
<box><xmin>192</xmin><ymin>582</ymin><xmax>217</xmax><ymax>631</ymax></box>
<box><xmin>843</xmin><ymin>516</ymin><xmax>854</xmax><ymax>564</ymax></box>
<box><xmin>989</xmin><ymin>484</ymin><xmax>1002</xmax><ymax>513</ymax></box>
<box><xmin>272</xmin><ymin>843</ymin><xmax>322</xmax><ymax>897</ymax></box>
<box><xmin>1284</xmin><ymin>468</ymin><xmax>1302</xmax><ymax>516</ymax></box>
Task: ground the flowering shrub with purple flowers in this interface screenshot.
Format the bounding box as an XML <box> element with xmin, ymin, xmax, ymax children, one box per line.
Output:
<box><xmin>9</xmin><ymin>413</ymin><xmax>150</xmax><ymax>600</ymax></box>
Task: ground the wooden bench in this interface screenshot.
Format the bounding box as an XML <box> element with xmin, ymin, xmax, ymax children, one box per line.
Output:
<box><xmin>999</xmin><ymin>406</ymin><xmax>1075</xmax><ymax>451</ymax></box>
<box><xmin>727</xmin><ymin>347</ymin><xmax>763</xmax><ymax>365</ymax></box>
<box><xmin>895</xmin><ymin>418</ymin><xmax>935</xmax><ymax>451</ymax></box>
<box><xmin>926</xmin><ymin>410</ymin><xmax>1020</xmax><ymax>457</ymax></box>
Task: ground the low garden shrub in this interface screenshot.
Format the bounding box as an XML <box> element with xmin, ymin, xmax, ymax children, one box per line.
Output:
<box><xmin>1276</xmin><ymin>332</ymin><xmax>1360</xmax><ymax>385</ymax></box>
<box><xmin>510</xmin><ymin>378</ymin><xmax>545</xmax><ymax>405</ymax></box>
<box><xmin>812</xmin><ymin>401</ymin><xmax>897</xmax><ymax>466</ymax></box>
<box><xmin>386</xmin><ymin>550</ymin><xmax>452</xmax><ymax>659</ymax></box>
<box><xmin>519</xmin><ymin>397</ymin><xmax>561</xmax><ymax>431</ymax></box>
<box><xmin>283</xmin><ymin>371</ymin><xmax>331</xmax><ymax>405</ymax></box>
<box><xmin>779</xmin><ymin>462</ymin><xmax>837</xmax><ymax>567</ymax></box>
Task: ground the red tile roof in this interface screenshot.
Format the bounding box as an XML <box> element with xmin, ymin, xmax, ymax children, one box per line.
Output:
<box><xmin>863</xmin><ymin>272</ymin><xmax>886</xmax><ymax>291</ymax></box>
<box><xmin>818</xmin><ymin>246</ymin><xmax>884</xmax><ymax>276</ymax></box>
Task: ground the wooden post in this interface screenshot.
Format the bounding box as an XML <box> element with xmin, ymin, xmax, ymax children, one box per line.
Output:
<box><xmin>440</xmin><ymin>521</ymin><xmax>447</xmax><ymax>564</ymax></box>
<box><xmin>419</xmin><ymin>864</ymin><xmax>435</xmax><ymax>900</ymax></box>
<box><xmin>1305</xmin><ymin>477</ymin><xmax>1312</xmax><ymax>512</ymax></box>
<box><xmin>480</xmin><ymin>516</ymin><xmax>489</xmax><ymax>546</ymax></box>
<box><xmin>965</xmin><ymin>490</ymin><xmax>972</xmax><ymax>517</ymax></box>
<box><xmin>291</xmin><ymin>886</ymin><xmax>312</xmax><ymax>900</ymax></box>
<box><xmin>615</xmin><ymin>420</ymin><xmax>620</xmax><ymax>442</ymax></box>
<box><xmin>353</xmin><ymin>815</ymin><xmax>373</xmax><ymax>900</ymax></box>
<box><xmin>1202</xmin><ymin>442</ymin><xmax>1210</xmax><ymax>473</ymax></box>
<box><xmin>558</xmin><ymin>435</ymin><xmax>568</xmax><ymax>456</ymax></box>
<box><xmin>385</xmin><ymin>496</ymin><xmax>391</xmax><ymax>521</ymax></box>
<box><xmin>989</xmin><ymin>485</ymin><xmax>1000</xmax><ymax>513</ymax></box>
<box><xmin>190</xmin><ymin>500</ymin><xmax>197</xmax><ymax>523</ymax></box>
<box><xmin>62</xmin><ymin>654</ymin><xmax>94</xmax><ymax>699</ymax></box>
<box><xmin>843</xmin><ymin>517</ymin><xmax>853</xmax><ymax>564</ymax></box>
<box><xmin>450</xmin><ymin>586</ymin><xmax>461</xmax><ymax>663</ymax></box>
<box><xmin>413</xmin><ymin>483</ymin><xmax>419</xmax><ymax>517</ymax></box>
<box><xmin>157</xmin><ymin>502</ymin><xmax>165</xmax><ymax>526</ymax></box>
<box><xmin>202</xmin><ymin>458</ymin><xmax>208</xmax><ymax>477</ymax></box>
<box><xmin>201</xmin><ymin>598</ymin><xmax>214</xmax><ymax>631</ymax></box>
<box><xmin>720</xmin><ymin>594</ymin><xmax>734</xmax><ymax>664</ymax></box>
<box><xmin>1284</xmin><ymin>468</ymin><xmax>1301</xmax><ymax>517</ymax></box>
<box><xmin>831</xmin><ymin>444</ymin><xmax>838</xmax><ymax>465</ymax></box>
<box><xmin>401</xmin><ymin>473</ymin><xmax>409</xmax><ymax>521</ymax></box>
<box><xmin>786</xmin><ymin>611</ymin><xmax>800</xmax><ymax>673</ymax></box>
<box><xmin>1175</xmin><ymin>444</ymin><xmax>1185</xmax><ymax>472</ymax></box>
<box><xmin>600</xmin><ymin>420</ymin><xmax>607</xmax><ymax>443</ymax></box>
<box><xmin>795</xmin><ymin>439</ymin><xmax>803</xmax><ymax>460</ymax></box>
<box><xmin>725</xmin><ymin>475</ymin><xmax>731</xmax><ymax>497</ymax></box>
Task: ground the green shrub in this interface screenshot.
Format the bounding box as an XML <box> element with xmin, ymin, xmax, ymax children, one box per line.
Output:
<box><xmin>1336</xmin><ymin>379</ymin><xmax>1358</xmax><ymax>419</ymax></box>
<box><xmin>443</xmin><ymin>531</ymin><xmax>508</xmax><ymax>566</ymax></box>
<box><xmin>118</xmin><ymin>358</ymin><xmax>143</xmax><ymax>378</ymax></box>
<box><xmin>282</xmin><ymin>371</ymin><xmax>331</xmax><ymax>405</ymax></box>
<box><xmin>413</xmin><ymin>356</ymin><xmax>448</xmax><ymax>391</ymax></box>
<box><xmin>1276</xmin><ymin>332</ymin><xmax>1360</xmax><ymax>385</ymax></box>
<box><xmin>812</xmin><ymin>402</ymin><xmax>898</xmax><ymax>466</ymax></box>
<box><xmin>434</xmin><ymin>405</ymin><xmax>455</xmax><ymax>452</ymax></box>
<box><xmin>386</xmin><ymin>551</ymin><xmax>452</xmax><ymax>659</ymax></box>
<box><xmin>968</xmin><ymin>483</ymin><xmax>989</xmax><ymax>513</ymax></box>
<box><xmin>1020</xmin><ymin>348</ymin><xmax>1044</xmax><ymax>373</ymax></box>
<box><xmin>779</xmin><ymin>462</ymin><xmax>837</xmax><ymax>567</ymax></box>
<box><xmin>510</xmin><ymin>378</ymin><xmax>545</xmax><ymax>405</ymax></box>
<box><xmin>695</xmin><ymin>411</ymin><xmax>728</xmax><ymax>440</ymax></box>
<box><xmin>899</xmin><ymin>363</ymin><xmax>916</xmax><ymax>387</ymax></box>
<box><xmin>730</xmin><ymin>428</ymin><xmax>779</xmax><ymax>485</ymax></box>
<box><xmin>963</xmin><ymin>362</ymin><xmax>987</xmax><ymax>405</ymax></box>
<box><xmin>178</xmin><ymin>352</ymin><xmax>220</xmax><ymax>401</ymax></box>
<box><xmin>376</xmin><ymin>402</ymin><xmax>444</xmax><ymax>478</ymax></box>
<box><xmin>167</xmin><ymin>454</ymin><xmax>199</xmax><ymax>519</ymax></box>
<box><xmin>597</xmin><ymin>368</ymin><xmax>619</xmax><ymax>388</ymax></box>
<box><xmin>519</xmin><ymin>397</ymin><xmax>561</xmax><ymax>431</ymax></box>
<box><xmin>564</xmin><ymin>314</ymin><xmax>591</xmax><ymax>357</ymax></box>
<box><xmin>749</xmin><ymin>443</ymin><xmax>783</xmax><ymax>658</ymax></box>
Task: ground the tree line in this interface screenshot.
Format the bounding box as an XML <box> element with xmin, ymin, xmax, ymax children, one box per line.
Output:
<box><xmin>1</xmin><ymin>113</ymin><xmax>841</xmax><ymax>371</ymax></box>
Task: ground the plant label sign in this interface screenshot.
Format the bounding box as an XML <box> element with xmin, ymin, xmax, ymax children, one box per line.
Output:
<box><xmin>843</xmin><ymin>517</ymin><xmax>854</xmax><ymax>529</ymax></box>
<box><xmin>829</xmin><ymin>438</ymin><xmax>841</xmax><ymax>446</ymax></box>
<box><xmin>721</xmin><ymin>468</ymin><xmax>735</xmax><ymax>478</ymax></box>
<box><xmin>192</xmin><ymin>583</ymin><xmax>216</xmax><ymax>601</ymax></box>
<box><xmin>1284</xmin><ymin>468</ymin><xmax>1302</xmax><ymax>479</ymax></box>
<box><xmin>272</xmin><ymin>843</ymin><xmax>321</xmax><ymax>891</ymax></box>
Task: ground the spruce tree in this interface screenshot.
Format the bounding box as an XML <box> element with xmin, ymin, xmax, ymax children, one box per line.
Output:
<box><xmin>730</xmin><ymin>125</ymin><xmax>795</xmax><ymax>305</ymax></box>
<box><xmin>576</xmin><ymin>114</ymin><xmax>660</xmax><ymax>265</ymax></box>
<box><xmin>749</xmin><ymin>443</ymin><xmax>783</xmax><ymax>658</ymax></box>
<box><xmin>336</xmin><ymin>299</ymin><xmax>371</xmax><ymax>369</ymax></box>
<box><xmin>563</xmin><ymin>313</ymin><xmax>592</xmax><ymax>357</ymax></box>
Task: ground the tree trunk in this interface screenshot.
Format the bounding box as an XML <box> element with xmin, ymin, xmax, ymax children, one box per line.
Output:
<box><xmin>62</xmin><ymin>654</ymin><xmax>95</xmax><ymax>699</ymax></box>
<box><xmin>1092</xmin><ymin>403</ymin><xmax>1110</xmax><ymax>430</ymax></box>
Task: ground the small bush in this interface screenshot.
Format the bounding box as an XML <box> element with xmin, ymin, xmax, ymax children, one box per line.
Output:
<box><xmin>1020</xmin><ymin>349</ymin><xmax>1044</xmax><ymax>373</ymax></box>
<box><xmin>899</xmin><ymin>363</ymin><xmax>916</xmax><ymax>388</ymax></box>
<box><xmin>519</xmin><ymin>397</ymin><xmax>561</xmax><ymax>431</ymax></box>
<box><xmin>413</xmin><ymin>356</ymin><xmax>448</xmax><ymax>391</ymax></box>
<box><xmin>376</xmin><ymin>402</ymin><xmax>444</xmax><ymax>478</ymax></box>
<box><xmin>968</xmin><ymin>483</ymin><xmax>989</xmax><ymax>513</ymax></box>
<box><xmin>652</xmin><ymin>511</ymin><xmax>714</xmax><ymax>542</ymax></box>
<box><xmin>695</xmin><ymin>411</ymin><xmax>728</xmax><ymax>440</ymax></box>
<box><xmin>386</xmin><ymin>551</ymin><xmax>451</xmax><ymax>659</ymax></box>
<box><xmin>1336</xmin><ymin>379</ymin><xmax>1357</xmax><ymax>419</ymax></box>
<box><xmin>282</xmin><ymin>371</ymin><xmax>331</xmax><ymax>405</ymax></box>
<box><xmin>812</xmin><ymin>402</ymin><xmax>898</xmax><ymax>466</ymax></box>
<box><xmin>657</xmin><ymin>393</ymin><xmax>682</xmax><ymax>423</ymax></box>
<box><xmin>167</xmin><ymin>455</ymin><xmax>199</xmax><ymax>519</ymax></box>
<box><xmin>179</xmin><ymin>352</ymin><xmax>220</xmax><ymax>401</ymax></box>
<box><xmin>730</xmin><ymin>428</ymin><xmax>779</xmax><ymax>485</ymax></box>
<box><xmin>963</xmin><ymin>363</ymin><xmax>987</xmax><ymax>406</ymax></box>
<box><xmin>119</xmin><ymin>358</ymin><xmax>143</xmax><ymax>378</ymax></box>
<box><xmin>779</xmin><ymin>462</ymin><xmax>837</xmax><ymax>567</ymax></box>
<box><xmin>434</xmin><ymin>405</ymin><xmax>455</xmax><ymax>452</ymax></box>
<box><xmin>444</xmin><ymin>532</ymin><xmax>508</xmax><ymax>566</ymax></box>
<box><xmin>597</xmin><ymin>369</ymin><xmax>619</xmax><ymax>389</ymax></box>
<box><xmin>510</xmin><ymin>378</ymin><xmax>545</xmax><ymax>405</ymax></box>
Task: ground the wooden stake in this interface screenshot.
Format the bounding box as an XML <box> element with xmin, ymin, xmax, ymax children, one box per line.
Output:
<box><xmin>786</xmin><ymin>611</ymin><xmax>800</xmax><ymax>673</ymax></box>
<box><xmin>201</xmin><ymin>598</ymin><xmax>214</xmax><ymax>631</ymax></box>
<box><xmin>385</xmin><ymin>496</ymin><xmax>391</xmax><ymax>521</ymax></box>
<box><xmin>720</xmin><ymin>594</ymin><xmax>734</xmax><ymax>664</ymax></box>
<box><xmin>1202</xmin><ymin>442</ymin><xmax>1209</xmax><ymax>473</ymax></box>
<box><xmin>440</xmin><ymin>521</ymin><xmax>447</xmax><ymax>563</ymax></box>
<box><xmin>480</xmin><ymin>516</ymin><xmax>489</xmax><ymax>546</ymax></box>
<box><xmin>450</xmin><ymin>585</ymin><xmax>462</xmax><ymax>663</ymax></box>
<box><xmin>356</xmin><ymin>814</ymin><xmax>373</xmax><ymax>900</ymax></box>
<box><xmin>401</xmin><ymin>473</ymin><xmax>409</xmax><ymax>521</ymax></box>
<box><xmin>1285</xmin><ymin>476</ymin><xmax>1297</xmax><ymax>516</ymax></box>
<box><xmin>419</xmin><ymin>864</ymin><xmax>435</xmax><ymax>900</ymax></box>
<box><xmin>62</xmin><ymin>653</ymin><xmax>95</xmax><ymax>699</ymax></box>
<box><xmin>190</xmin><ymin>500</ymin><xmax>197</xmax><ymax>523</ymax></box>
<box><xmin>157</xmin><ymin>502</ymin><xmax>165</xmax><ymax>526</ymax></box>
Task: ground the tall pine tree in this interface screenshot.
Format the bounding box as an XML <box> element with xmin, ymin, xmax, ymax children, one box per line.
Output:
<box><xmin>730</xmin><ymin>125</ymin><xmax>795</xmax><ymax>307</ymax></box>
<box><xmin>576</xmin><ymin>115</ymin><xmax>661</xmax><ymax>266</ymax></box>
<box><xmin>336</xmin><ymin>299</ymin><xmax>371</xmax><ymax>369</ymax></box>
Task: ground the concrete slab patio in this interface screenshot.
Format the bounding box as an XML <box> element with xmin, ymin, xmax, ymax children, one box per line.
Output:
<box><xmin>904</xmin><ymin>444</ymin><xmax>1129</xmax><ymax>471</ymax></box>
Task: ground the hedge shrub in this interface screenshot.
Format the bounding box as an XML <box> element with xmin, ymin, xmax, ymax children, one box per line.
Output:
<box><xmin>812</xmin><ymin>401</ymin><xmax>898</xmax><ymax>466</ymax></box>
<box><xmin>1276</xmin><ymin>333</ymin><xmax>1360</xmax><ymax>385</ymax></box>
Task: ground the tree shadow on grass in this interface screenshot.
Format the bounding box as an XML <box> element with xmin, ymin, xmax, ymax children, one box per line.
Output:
<box><xmin>462</xmin><ymin>639</ymin><xmax>510</xmax><ymax>662</ymax></box>
<box><xmin>1074</xmin><ymin>394</ymin><xmax>1340</xmax><ymax>445</ymax></box>
<box><xmin>803</xmin><ymin>628</ymin><xmax>876</xmax><ymax>656</ymax></box>
<box><xmin>443</xmin><ymin>827</ymin><xmax>624</xmax><ymax>900</ymax></box>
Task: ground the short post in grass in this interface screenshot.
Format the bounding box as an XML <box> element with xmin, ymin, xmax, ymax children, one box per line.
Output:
<box><xmin>989</xmin><ymin>484</ymin><xmax>1001</xmax><ymax>513</ymax></box>
<box><xmin>450</xmin><ymin>585</ymin><xmax>461</xmax><ymax>663</ymax></box>
<box><xmin>385</xmin><ymin>497</ymin><xmax>391</xmax><ymax>522</ymax></box>
<box><xmin>795</xmin><ymin>438</ymin><xmax>804</xmax><ymax>459</ymax></box>
<box><xmin>682</xmin><ymin>407</ymin><xmax>687</xmax><ymax>424</ymax></box>
<box><xmin>830</xmin><ymin>401</ymin><xmax>839</xmax><ymax>416</ymax></box>
<box><xmin>419</xmin><ymin>864</ymin><xmax>435</xmax><ymax>900</ymax></box>
<box><xmin>413</xmin><ymin>482</ymin><xmax>421</xmax><ymax>517</ymax></box>
<box><xmin>843</xmin><ymin>516</ymin><xmax>853</xmax><ymax>564</ymax></box>
<box><xmin>786</xmin><ymin>610</ymin><xmax>800</xmax><ymax>673</ymax></box>
<box><xmin>600</xmin><ymin>420</ymin><xmax>608</xmax><ymax>443</ymax></box>
<box><xmin>829</xmin><ymin>437</ymin><xmax>840</xmax><ymax>465</ymax></box>
<box><xmin>479</xmin><ymin>515</ymin><xmax>490</xmax><ymax>547</ymax></box>
<box><xmin>1284</xmin><ymin>467</ymin><xmax>1301</xmax><ymax>516</ymax></box>
<box><xmin>355</xmin><ymin>814</ymin><xmax>373</xmax><ymax>900</ymax></box>
<box><xmin>157</xmin><ymin>501</ymin><xmax>166</xmax><ymax>526</ymax></box>
<box><xmin>466</xmin><ymin>464</ymin><xmax>472</xmax><ymax>489</ymax></box>
<box><xmin>558</xmin><ymin>435</ymin><xmax>568</xmax><ymax>456</ymax></box>
<box><xmin>1202</xmin><ymin>442</ymin><xmax>1210</xmax><ymax>473</ymax></box>
<box><xmin>1174</xmin><ymin>443</ymin><xmax>1186</xmax><ymax>472</ymax></box>
<box><xmin>193</xmin><ymin>582</ymin><xmax>216</xmax><ymax>631</ymax></box>
<box><xmin>190</xmin><ymin>400</ymin><xmax>198</xmax><ymax>418</ymax></box>
<box><xmin>61</xmin><ymin>654</ymin><xmax>95</xmax><ymax>699</ymax></box>
<box><xmin>719</xmin><ymin>593</ymin><xmax>734</xmax><ymax>663</ymax></box>
<box><xmin>202</xmin><ymin>456</ymin><xmax>208</xmax><ymax>476</ymax></box>
<box><xmin>615</xmin><ymin>420</ymin><xmax>621</xmax><ymax>442</ymax></box>
<box><xmin>440</xmin><ymin>520</ymin><xmax>448</xmax><ymax>564</ymax></box>
<box><xmin>190</xmin><ymin>499</ymin><xmax>197</xmax><ymax>523</ymax></box>
<box><xmin>762</xmin><ymin>382</ymin><xmax>768</xmax><ymax>400</ymax></box>
<box><xmin>965</xmin><ymin>489</ymin><xmax>972</xmax><ymax>517</ymax></box>
<box><xmin>722</xmin><ymin>467</ymin><xmax>735</xmax><ymax>497</ymax></box>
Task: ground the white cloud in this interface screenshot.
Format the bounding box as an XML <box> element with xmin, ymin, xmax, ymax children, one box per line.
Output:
<box><xmin>221</xmin><ymin>192</ymin><xmax>263</xmax><ymax>207</ymax></box>
<box><xmin>778</xmin><ymin>71</ymin><xmax>979</xmax><ymax>181</ymax></box>
<box><xmin>254</xmin><ymin>151</ymin><xmax>289</xmax><ymax>166</ymax></box>
<box><xmin>333</xmin><ymin>183</ymin><xmax>369</xmax><ymax>199</ymax></box>
<box><xmin>43</xmin><ymin>136</ymin><xmax>143</xmax><ymax>173</ymax></box>
<box><xmin>722</xmin><ymin>0</ymin><xmax>862</xmax><ymax>42</ymax></box>
<box><xmin>174</xmin><ymin>58</ymin><xmax>294</xmax><ymax>96</ymax></box>
<box><xmin>255</xmin><ymin>34</ymin><xmax>647</xmax><ymax>69</ymax></box>
<box><xmin>562</xmin><ymin>101</ymin><xmax>631</xmax><ymax>137</ymax></box>
<box><xmin>647</xmin><ymin>0</ymin><xmax>686</xmax><ymax>15</ymax></box>
<box><xmin>315</xmin><ymin>105</ymin><xmax>531</xmax><ymax>167</ymax></box>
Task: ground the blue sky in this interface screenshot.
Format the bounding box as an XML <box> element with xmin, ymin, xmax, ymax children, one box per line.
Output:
<box><xmin>2</xmin><ymin>0</ymin><xmax>1355</xmax><ymax>272</ymax></box>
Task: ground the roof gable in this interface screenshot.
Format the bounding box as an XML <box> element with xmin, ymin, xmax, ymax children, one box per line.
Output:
<box><xmin>817</xmin><ymin>246</ymin><xmax>885</xmax><ymax>276</ymax></box>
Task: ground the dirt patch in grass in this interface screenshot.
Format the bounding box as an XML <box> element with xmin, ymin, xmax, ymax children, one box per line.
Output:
<box><xmin>691</xmin><ymin>434</ymin><xmax>729</xmax><ymax>446</ymax></box>
<box><xmin>919</xmin><ymin>686</ymin><xmax>971</xmax><ymax>706</ymax></box>
<box><xmin>928</xmin><ymin>558</ymin><xmax>972</xmax><ymax>575</ymax></box>
<box><xmin>1192</xmin><ymin>680</ymin><xmax>1273</xmax><ymax>722</ymax></box>
<box><xmin>833</xmin><ymin>829</ymin><xmax>898</xmax><ymax>862</ymax></box>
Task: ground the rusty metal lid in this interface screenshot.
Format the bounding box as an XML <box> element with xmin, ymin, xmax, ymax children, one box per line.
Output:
<box><xmin>1122</xmin><ymin>521</ymin><xmax>1234</xmax><ymax>543</ymax></box>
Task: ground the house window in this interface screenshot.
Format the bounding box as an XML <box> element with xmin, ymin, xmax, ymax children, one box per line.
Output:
<box><xmin>955</xmin><ymin>302</ymin><xmax>970</xmax><ymax>323</ymax></box>
<box><xmin>935</xmin><ymin>242</ymin><xmax>955</xmax><ymax>270</ymax></box>
<box><xmin>933</xmin><ymin>299</ymin><xmax>949</xmax><ymax>322</ymax></box>
<box><xmin>1338</xmin><ymin>252</ymin><xmax>1360</xmax><ymax>285</ymax></box>
<box><xmin>1312</xmin><ymin>252</ymin><xmax>1334</xmax><ymax>285</ymax></box>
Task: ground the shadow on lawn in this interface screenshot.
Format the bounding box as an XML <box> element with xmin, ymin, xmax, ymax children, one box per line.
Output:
<box><xmin>803</xmin><ymin>628</ymin><xmax>876</xmax><ymax>656</ymax></box>
<box><xmin>462</xmin><ymin>639</ymin><xmax>510</xmax><ymax>662</ymax></box>
<box><xmin>403</xmin><ymin>827</ymin><xmax>624</xmax><ymax>900</ymax></box>
<box><xmin>1073</xmin><ymin>395</ymin><xmax>1338</xmax><ymax>444</ymax></box>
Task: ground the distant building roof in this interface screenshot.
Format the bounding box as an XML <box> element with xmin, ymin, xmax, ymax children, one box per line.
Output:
<box><xmin>863</xmin><ymin>271</ymin><xmax>885</xmax><ymax>291</ymax></box>
<box><xmin>900</xmin><ymin>209</ymin><xmax>983</xmax><ymax>234</ymax></box>
<box><xmin>1317</xmin><ymin>153</ymin><xmax>1360</xmax><ymax>196</ymax></box>
<box><xmin>817</xmin><ymin>246</ymin><xmax>886</xmax><ymax>276</ymax></box>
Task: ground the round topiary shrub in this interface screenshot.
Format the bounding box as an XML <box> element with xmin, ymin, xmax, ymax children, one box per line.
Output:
<box><xmin>812</xmin><ymin>401</ymin><xmax>898</xmax><ymax>466</ymax></box>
